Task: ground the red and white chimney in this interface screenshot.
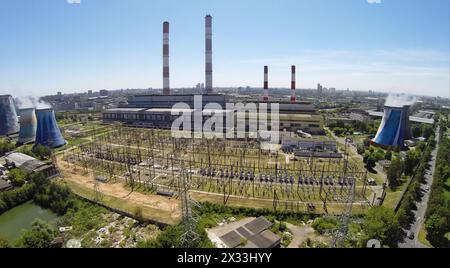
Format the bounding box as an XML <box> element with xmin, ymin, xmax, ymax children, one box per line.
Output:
<box><xmin>263</xmin><ymin>66</ymin><xmax>269</xmax><ymax>101</ymax></box>
<box><xmin>163</xmin><ymin>21</ymin><xmax>170</xmax><ymax>95</ymax></box>
<box><xmin>290</xmin><ymin>65</ymin><xmax>296</xmax><ymax>103</ymax></box>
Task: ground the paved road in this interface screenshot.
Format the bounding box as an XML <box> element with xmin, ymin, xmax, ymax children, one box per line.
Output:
<box><xmin>399</xmin><ymin>126</ymin><xmax>440</xmax><ymax>248</ymax></box>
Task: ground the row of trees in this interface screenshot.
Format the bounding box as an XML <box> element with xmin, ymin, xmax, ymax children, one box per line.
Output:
<box><xmin>424</xmin><ymin>121</ymin><xmax>450</xmax><ymax>247</ymax></box>
<box><xmin>0</xmin><ymin>183</ymin><xmax>35</xmax><ymax>214</ymax></box>
<box><xmin>395</xmin><ymin>134</ymin><xmax>435</xmax><ymax>230</ymax></box>
<box><xmin>385</xmin><ymin>141</ymin><xmax>428</xmax><ymax>188</ymax></box>
<box><xmin>328</xmin><ymin>119</ymin><xmax>381</xmax><ymax>137</ymax></box>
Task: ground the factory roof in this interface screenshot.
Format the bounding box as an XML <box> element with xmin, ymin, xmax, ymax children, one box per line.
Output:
<box><xmin>244</xmin><ymin>230</ymin><xmax>281</xmax><ymax>249</ymax></box>
<box><xmin>144</xmin><ymin>108</ymin><xmax>194</xmax><ymax>113</ymax></box>
<box><xmin>5</xmin><ymin>152</ymin><xmax>46</xmax><ymax>173</ymax></box>
<box><xmin>368</xmin><ymin>110</ymin><xmax>434</xmax><ymax>125</ymax></box>
<box><xmin>202</xmin><ymin>109</ymin><xmax>234</xmax><ymax>114</ymax></box>
<box><xmin>133</xmin><ymin>93</ymin><xmax>224</xmax><ymax>97</ymax></box>
<box><xmin>104</xmin><ymin>108</ymin><xmax>147</xmax><ymax>113</ymax></box>
<box><xmin>5</xmin><ymin>152</ymin><xmax>37</xmax><ymax>167</ymax></box>
<box><xmin>409</xmin><ymin>116</ymin><xmax>435</xmax><ymax>124</ymax></box>
<box><xmin>218</xmin><ymin>217</ymin><xmax>280</xmax><ymax>248</ymax></box>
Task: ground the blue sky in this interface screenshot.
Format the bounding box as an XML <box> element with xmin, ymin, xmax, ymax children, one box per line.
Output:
<box><xmin>0</xmin><ymin>0</ymin><xmax>449</xmax><ymax>97</ymax></box>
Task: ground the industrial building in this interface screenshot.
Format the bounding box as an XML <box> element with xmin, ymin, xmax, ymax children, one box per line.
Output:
<box><xmin>0</xmin><ymin>95</ymin><xmax>20</xmax><ymax>136</ymax></box>
<box><xmin>372</xmin><ymin>105</ymin><xmax>412</xmax><ymax>149</ymax></box>
<box><xmin>4</xmin><ymin>152</ymin><xmax>58</xmax><ymax>177</ymax></box>
<box><xmin>103</xmin><ymin>98</ymin><xmax>323</xmax><ymax>135</ymax></box>
<box><xmin>102</xmin><ymin>15</ymin><xmax>324</xmax><ymax>136</ymax></box>
<box><xmin>210</xmin><ymin>217</ymin><xmax>281</xmax><ymax>248</ymax></box>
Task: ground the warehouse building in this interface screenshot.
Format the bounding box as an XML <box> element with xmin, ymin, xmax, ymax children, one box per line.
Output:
<box><xmin>4</xmin><ymin>152</ymin><xmax>58</xmax><ymax>177</ymax></box>
<box><xmin>102</xmin><ymin>95</ymin><xmax>323</xmax><ymax>136</ymax></box>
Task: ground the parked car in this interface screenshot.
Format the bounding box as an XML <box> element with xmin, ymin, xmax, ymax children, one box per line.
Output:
<box><xmin>407</xmin><ymin>231</ymin><xmax>415</xmax><ymax>240</ymax></box>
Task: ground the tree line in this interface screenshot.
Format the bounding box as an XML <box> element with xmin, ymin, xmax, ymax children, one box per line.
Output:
<box><xmin>424</xmin><ymin>119</ymin><xmax>450</xmax><ymax>247</ymax></box>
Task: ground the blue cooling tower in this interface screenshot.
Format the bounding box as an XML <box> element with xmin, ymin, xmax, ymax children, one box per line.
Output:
<box><xmin>0</xmin><ymin>95</ymin><xmax>20</xmax><ymax>136</ymax></box>
<box><xmin>18</xmin><ymin>108</ymin><xmax>37</xmax><ymax>144</ymax></box>
<box><xmin>35</xmin><ymin>108</ymin><xmax>66</xmax><ymax>148</ymax></box>
<box><xmin>372</xmin><ymin>106</ymin><xmax>410</xmax><ymax>149</ymax></box>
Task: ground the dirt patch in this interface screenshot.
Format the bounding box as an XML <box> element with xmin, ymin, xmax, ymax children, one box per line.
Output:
<box><xmin>286</xmin><ymin>222</ymin><xmax>331</xmax><ymax>248</ymax></box>
<box><xmin>59</xmin><ymin>159</ymin><xmax>181</xmax><ymax>225</ymax></box>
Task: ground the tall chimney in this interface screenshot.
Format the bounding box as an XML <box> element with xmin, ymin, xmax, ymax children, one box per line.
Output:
<box><xmin>290</xmin><ymin>65</ymin><xmax>296</xmax><ymax>103</ymax></box>
<box><xmin>205</xmin><ymin>15</ymin><xmax>213</xmax><ymax>94</ymax></box>
<box><xmin>163</xmin><ymin>21</ymin><xmax>170</xmax><ymax>95</ymax></box>
<box><xmin>263</xmin><ymin>66</ymin><xmax>269</xmax><ymax>101</ymax></box>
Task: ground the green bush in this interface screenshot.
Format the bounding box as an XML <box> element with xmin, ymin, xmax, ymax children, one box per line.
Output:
<box><xmin>0</xmin><ymin>236</ymin><xmax>11</xmax><ymax>248</ymax></box>
<box><xmin>0</xmin><ymin>184</ymin><xmax>35</xmax><ymax>214</ymax></box>
<box><xmin>312</xmin><ymin>217</ymin><xmax>339</xmax><ymax>235</ymax></box>
<box><xmin>8</xmin><ymin>168</ymin><xmax>27</xmax><ymax>187</ymax></box>
<box><xmin>15</xmin><ymin>219</ymin><xmax>58</xmax><ymax>248</ymax></box>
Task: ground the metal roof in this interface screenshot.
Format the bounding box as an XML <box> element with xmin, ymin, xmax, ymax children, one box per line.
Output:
<box><xmin>236</xmin><ymin>226</ymin><xmax>252</xmax><ymax>239</ymax></box>
<box><xmin>104</xmin><ymin>108</ymin><xmax>146</xmax><ymax>112</ymax></box>
<box><xmin>5</xmin><ymin>152</ymin><xmax>45</xmax><ymax>173</ymax></box>
<box><xmin>243</xmin><ymin>216</ymin><xmax>273</xmax><ymax>235</ymax></box>
<box><xmin>368</xmin><ymin>110</ymin><xmax>434</xmax><ymax>124</ymax></box>
<box><xmin>219</xmin><ymin>231</ymin><xmax>242</xmax><ymax>248</ymax></box>
<box><xmin>144</xmin><ymin>108</ymin><xmax>194</xmax><ymax>113</ymax></box>
<box><xmin>5</xmin><ymin>152</ymin><xmax>37</xmax><ymax>167</ymax></box>
<box><xmin>245</xmin><ymin>230</ymin><xmax>281</xmax><ymax>248</ymax></box>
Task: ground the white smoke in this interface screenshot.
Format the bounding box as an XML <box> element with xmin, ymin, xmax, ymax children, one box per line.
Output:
<box><xmin>15</xmin><ymin>96</ymin><xmax>52</xmax><ymax>110</ymax></box>
<box><xmin>384</xmin><ymin>93</ymin><xmax>417</xmax><ymax>107</ymax></box>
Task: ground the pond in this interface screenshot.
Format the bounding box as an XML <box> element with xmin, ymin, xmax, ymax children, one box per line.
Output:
<box><xmin>0</xmin><ymin>201</ymin><xmax>59</xmax><ymax>243</ymax></box>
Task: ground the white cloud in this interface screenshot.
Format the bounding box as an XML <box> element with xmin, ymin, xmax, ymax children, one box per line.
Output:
<box><xmin>367</xmin><ymin>0</ymin><xmax>382</xmax><ymax>4</ymax></box>
<box><xmin>67</xmin><ymin>0</ymin><xmax>81</xmax><ymax>4</ymax></box>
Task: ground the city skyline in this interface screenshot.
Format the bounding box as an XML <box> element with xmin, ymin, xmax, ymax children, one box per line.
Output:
<box><xmin>0</xmin><ymin>0</ymin><xmax>449</xmax><ymax>98</ymax></box>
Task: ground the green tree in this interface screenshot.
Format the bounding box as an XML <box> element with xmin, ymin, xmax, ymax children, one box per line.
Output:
<box><xmin>15</xmin><ymin>219</ymin><xmax>58</xmax><ymax>248</ymax></box>
<box><xmin>421</xmin><ymin>125</ymin><xmax>434</xmax><ymax>139</ymax></box>
<box><xmin>387</xmin><ymin>158</ymin><xmax>403</xmax><ymax>188</ymax></box>
<box><xmin>404</xmin><ymin>150</ymin><xmax>420</xmax><ymax>176</ymax></box>
<box><xmin>362</xmin><ymin>207</ymin><xmax>402</xmax><ymax>248</ymax></box>
<box><xmin>32</xmin><ymin>144</ymin><xmax>52</xmax><ymax>160</ymax></box>
<box><xmin>385</xmin><ymin>150</ymin><xmax>392</xmax><ymax>161</ymax></box>
<box><xmin>412</xmin><ymin>125</ymin><xmax>422</xmax><ymax>138</ymax></box>
<box><xmin>0</xmin><ymin>236</ymin><xmax>11</xmax><ymax>248</ymax></box>
<box><xmin>366</xmin><ymin>155</ymin><xmax>376</xmax><ymax>170</ymax></box>
<box><xmin>0</xmin><ymin>139</ymin><xmax>15</xmax><ymax>157</ymax></box>
<box><xmin>425</xmin><ymin>213</ymin><xmax>448</xmax><ymax>247</ymax></box>
<box><xmin>8</xmin><ymin>168</ymin><xmax>27</xmax><ymax>187</ymax></box>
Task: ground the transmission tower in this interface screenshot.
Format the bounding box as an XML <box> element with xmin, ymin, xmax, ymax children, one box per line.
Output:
<box><xmin>332</xmin><ymin>176</ymin><xmax>356</xmax><ymax>248</ymax></box>
<box><xmin>332</xmin><ymin>135</ymin><xmax>356</xmax><ymax>248</ymax></box>
<box><xmin>178</xmin><ymin>161</ymin><xmax>200</xmax><ymax>248</ymax></box>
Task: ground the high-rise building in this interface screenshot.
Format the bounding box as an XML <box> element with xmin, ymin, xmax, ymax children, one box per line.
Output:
<box><xmin>317</xmin><ymin>83</ymin><xmax>323</xmax><ymax>95</ymax></box>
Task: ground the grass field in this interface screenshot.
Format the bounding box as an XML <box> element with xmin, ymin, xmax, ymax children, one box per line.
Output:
<box><xmin>418</xmin><ymin>227</ymin><xmax>433</xmax><ymax>248</ymax></box>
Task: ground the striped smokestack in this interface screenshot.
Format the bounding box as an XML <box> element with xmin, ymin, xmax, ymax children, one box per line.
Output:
<box><xmin>163</xmin><ymin>21</ymin><xmax>170</xmax><ymax>95</ymax></box>
<box><xmin>290</xmin><ymin>65</ymin><xmax>296</xmax><ymax>103</ymax></box>
<box><xmin>263</xmin><ymin>66</ymin><xmax>269</xmax><ymax>101</ymax></box>
<box><xmin>205</xmin><ymin>15</ymin><xmax>213</xmax><ymax>94</ymax></box>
